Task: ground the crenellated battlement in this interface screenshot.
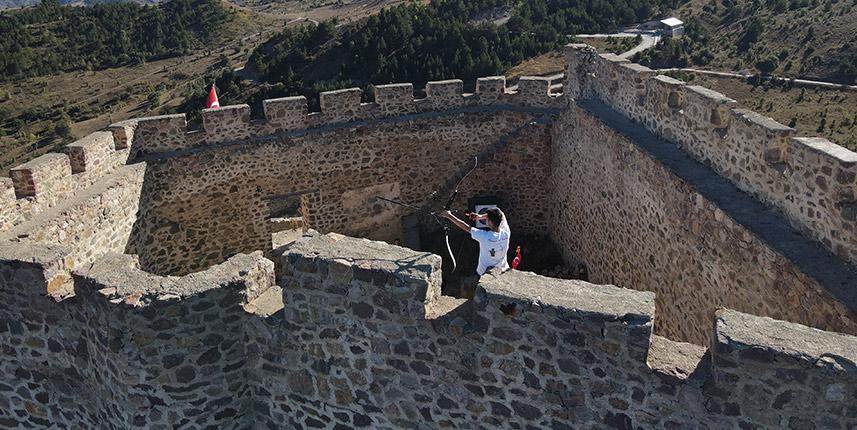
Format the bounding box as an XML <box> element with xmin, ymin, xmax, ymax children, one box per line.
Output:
<box><xmin>2</xmin><ymin>46</ymin><xmax>857</xmax><ymax>429</ymax></box>
<box><xmin>112</xmin><ymin>75</ymin><xmax>563</xmax><ymax>159</ymax></box>
<box><xmin>4</xmin><ymin>232</ymin><xmax>854</xmax><ymax>428</ymax></box>
<box><xmin>0</xmin><ymin>128</ymin><xmax>132</xmax><ymax>234</ymax></box>
<box><xmin>565</xmin><ymin>43</ymin><xmax>857</xmax><ymax>265</ymax></box>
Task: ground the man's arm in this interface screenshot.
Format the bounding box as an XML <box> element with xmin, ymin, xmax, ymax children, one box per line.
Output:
<box><xmin>439</xmin><ymin>211</ymin><xmax>472</xmax><ymax>234</ymax></box>
<box><xmin>497</xmin><ymin>209</ymin><xmax>510</xmax><ymax>234</ymax></box>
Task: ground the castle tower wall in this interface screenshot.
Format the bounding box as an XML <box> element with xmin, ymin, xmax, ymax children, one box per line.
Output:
<box><xmin>0</xmin><ymin>245</ymin><xmax>275</xmax><ymax>428</ymax></box>
<box><xmin>130</xmin><ymin>108</ymin><xmax>554</xmax><ymax>276</ymax></box>
<box><xmin>553</xmin><ymin>44</ymin><xmax>857</xmax><ymax>346</ymax></box>
<box><xmin>550</xmin><ymin>99</ymin><xmax>857</xmax><ymax>345</ymax></box>
<box><xmin>1</xmin><ymin>231</ymin><xmax>856</xmax><ymax>428</ymax></box>
<box><xmin>1</xmin><ymin>50</ymin><xmax>857</xmax><ymax>429</ymax></box>
<box><xmin>566</xmin><ymin>44</ymin><xmax>857</xmax><ymax>266</ymax></box>
<box><xmin>256</xmin><ymin>233</ymin><xmax>857</xmax><ymax>429</ymax></box>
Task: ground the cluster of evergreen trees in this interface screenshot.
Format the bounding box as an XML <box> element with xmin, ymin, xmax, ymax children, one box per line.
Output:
<box><xmin>0</xmin><ymin>0</ymin><xmax>232</xmax><ymax>80</ymax></box>
<box><xmin>248</xmin><ymin>0</ymin><xmax>680</xmax><ymax>96</ymax></box>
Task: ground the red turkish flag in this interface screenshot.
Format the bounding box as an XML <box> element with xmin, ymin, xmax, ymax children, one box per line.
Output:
<box><xmin>511</xmin><ymin>246</ymin><xmax>522</xmax><ymax>270</ymax></box>
<box><xmin>205</xmin><ymin>85</ymin><xmax>220</xmax><ymax>109</ymax></box>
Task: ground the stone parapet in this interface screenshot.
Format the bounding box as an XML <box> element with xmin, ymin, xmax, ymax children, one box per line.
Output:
<box><xmin>202</xmin><ymin>104</ymin><xmax>253</xmax><ymax>142</ymax></box>
<box><xmin>2</xmin><ymin>130</ymin><xmax>132</xmax><ymax>235</ymax></box>
<box><xmin>2</xmin><ymin>232</ymin><xmax>857</xmax><ymax>428</ymax></box>
<box><xmin>75</xmin><ymin>250</ymin><xmax>275</xmax><ymax>307</ymax></box>
<box><xmin>130</xmin><ymin>113</ymin><xmax>192</xmax><ymax>158</ymax></box>
<box><xmin>373</xmin><ymin>83</ymin><xmax>416</xmax><ymax>115</ymax></box>
<box><xmin>122</xmin><ymin>75</ymin><xmax>564</xmax><ymax>158</ymax></box>
<box><xmin>1</xmin><ymin>164</ymin><xmax>145</xmax><ymax>270</ymax></box>
<box><xmin>64</xmin><ymin>131</ymin><xmax>116</xmax><ymax>174</ymax></box>
<box><xmin>477</xmin><ymin>268</ymin><xmax>654</xmax><ymax>324</ymax></box>
<box><xmin>565</xmin><ymin>43</ymin><xmax>857</xmax><ymax>265</ymax></box>
<box><xmin>319</xmin><ymin>87</ymin><xmax>364</xmax><ymax>122</ymax></box>
<box><xmin>107</xmin><ymin>119</ymin><xmax>136</xmax><ymax>149</ymax></box>
<box><xmin>282</xmin><ymin>232</ymin><xmax>443</xmax><ymax>318</ymax></box>
<box><xmin>267</xmin><ymin>234</ymin><xmax>857</xmax><ymax>428</ymax></box>
<box><xmin>263</xmin><ymin>95</ymin><xmax>309</xmax><ymax>131</ymax></box>
<box><xmin>9</xmin><ymin>152</ymin><xmax>72</xmax><ymax>199</ymax></box>
<box><xmin>710</xmin><ymin>309</ymin><xmax>857</xmax><ymax>428</ymax></box>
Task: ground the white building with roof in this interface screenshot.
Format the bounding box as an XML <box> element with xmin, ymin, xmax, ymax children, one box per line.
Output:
<box><xmin>659</xmin><ymin>17</ymin><xmax>684</xmax><ymax>37</ymax></box>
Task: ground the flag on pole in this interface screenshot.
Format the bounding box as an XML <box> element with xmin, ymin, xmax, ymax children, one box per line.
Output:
<box><xmin>511</xmin><ymin>246</ymin><xmax>522</xmax><ymax>270</ymax></box>
<box><xmin>205</xmin><ymin>84</ymin><xmax>220</xmax><ymax>109</ymax></box>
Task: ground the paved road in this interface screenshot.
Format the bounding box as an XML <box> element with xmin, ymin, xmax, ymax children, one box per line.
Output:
<box><xmin>575</xmin><ymin>30</ymin><xmax>661</xmax><ymax>59</ymax></box>
<box><xmin>287</xmin><ymin>17</ymin><xmax>319</xmax><ymax>25</ymax></box>
<box><xmin>657</xmin><ymin>68</ymin><xmax>857</xmax><ymax>92</ymax></box>
<box><xmin>618</xmin><ymin>34</ymin><xmax>660</xmax><ymax>59</ymax></box>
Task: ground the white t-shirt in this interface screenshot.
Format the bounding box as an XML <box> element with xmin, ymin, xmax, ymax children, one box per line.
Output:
<box><xmin>470</xmin><ymin>212</ymin><xmax>511</xmax><ymax>275</ymax></box>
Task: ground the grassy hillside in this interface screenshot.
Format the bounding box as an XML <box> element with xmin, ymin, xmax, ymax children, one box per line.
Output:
<box><xmin>633</xmin><ymin>0</ymin><xmax>857</xmax><ymax>84</ymax></box>
<box><xmin>668</xmin><ymin>72</ymin><xmax>857</xmax><ymax>150</ymax></box>
<box><xmin>0</xmin><ymin>0</ymin><xmax>281</xmax><ymax>173</ymax></box>
<box><xmin>176</xmin><ymin>0</ymin><xmax>678</xmax><ymax>119</ymax></box>
<box><xmin>1</xmin><ymin>0</ymin><xmax>163</xmax><ymax>9</ymax></box>
<box><xmin>0</xmin><ymin>0</ymin><xmax>234</xmax><ymax>80</ymax></box>
<box><xmin>249</xmin><ymin>0</ymin><xmax>681</xmax><ymax>89</ymax></box>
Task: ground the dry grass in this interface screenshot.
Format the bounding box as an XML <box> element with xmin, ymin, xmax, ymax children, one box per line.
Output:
<box><xmin>670</xmin><ymin>0</ymin><xmax>857</xmax><ymax>83</ymax></box>
<box><xmin>0</xmin><ymin>4</ymin><xmax>285</xmax><ymax>173</ymax></box>
<box><xmin>0</xmin><ymin>0</ymin><xmax>415</xmax><ymax>174</ymax></box>
<box><xmin>673</xmin><ymin>73</ymin><xmax>857</xmax><ymax>151</ymax></box>
<box><xmin>242</xmin><ymin>0</ymin><xmax>418</xmax><ymax>23</ymax></box>
<box><xmin>505</xmin><ymin>51</ymin><xmax>565</xmax><ymax>81</ymax></box>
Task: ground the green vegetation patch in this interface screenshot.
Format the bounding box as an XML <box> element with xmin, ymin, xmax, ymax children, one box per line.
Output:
<box><xmin>0</xmin><ymin>0</ymin><xmax>234</xmax><ymax>80</ymax></box>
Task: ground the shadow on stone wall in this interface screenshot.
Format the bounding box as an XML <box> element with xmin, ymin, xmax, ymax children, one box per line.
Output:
<box><xmin>2</xmin><ymin>232</ymin><xmax>856</xmax><ymax>428</ymax></box>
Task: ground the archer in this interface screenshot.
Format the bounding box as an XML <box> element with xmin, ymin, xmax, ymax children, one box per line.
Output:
<box><xmin>440</xmin><ymin>208</ymin><xmax>511</xmax><ymax>276</ymax></box>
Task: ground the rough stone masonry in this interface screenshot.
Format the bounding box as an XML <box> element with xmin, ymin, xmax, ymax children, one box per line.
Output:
<box><xmin>0</xmin><ymin>45</ymin><xmax>856</xmax><ymax>428</ymax></box>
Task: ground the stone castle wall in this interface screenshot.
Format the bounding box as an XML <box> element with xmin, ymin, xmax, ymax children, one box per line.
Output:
<box><xmin>124</xmin><ymin>80</ymin><xmax>557</xmax><ymax>276</ymax></box>
<box><xmin>565</xmin><ymin>44</ymin><xmax>857</xmax><ymax>266</ymax></box>
<box><xmin>1</xmin><ymin>48</ymin><xmax>857</xmax><ymax>429</ymax></box>
<box><xmin>0</xmin><ymin>129</ymin><xmax>143</xmax><ymax>298</ymax></box>
<box><xmin>121</xmin><ymin>76</ymin><xmax>558</xmax><ymax>160</ymax></box>
<box><xmin>0</xmin><ymin>241</ymin><xmax>274</xmax><ymax>429</ymax></box>
<box><xmin>549</xmin><ymin>101</ymin><xmax>857</xmax><ymax>345</ymax></box>
<box><xmin>2</xmin><ymin>233</ymin><xmax>855</xmax><ymax>428</ymax></box>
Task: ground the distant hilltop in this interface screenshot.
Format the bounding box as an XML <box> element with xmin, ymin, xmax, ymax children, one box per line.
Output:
<box><xmin>0</xmin><ymin>0</ymin><xmax>160</xmax><ymax>9</ymax></box>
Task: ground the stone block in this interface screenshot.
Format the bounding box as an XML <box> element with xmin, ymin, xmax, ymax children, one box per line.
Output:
<box><xmin>517</xmin><ymin>76</ymin><xmax>552</xmax><ymax>98</ymax></box>
<box><xmin>730</xmin><ymin>109</ymin><xmax>795</xmax><ymax>137</ymax></box>
<box><xmin>0</xmin><ymin>177</ymin><xmax>16</xmax><ymax>229</ymax></box>
<box><xmin>108</xmin><ymin>119</ymin><xmax>137</xmax><ymax>150</ymax></box>
<box><xmin>263</xmin><ymin>96</ymin><xmax>308</xmax><ymax>130</ymax></box>
<box><xmin>598</xmin><ymin>53</ymin><xmax>631</xmax><ymax>82</ymax></box>
<box><xmin>478</xmin><ymin>269</ymin><xmax>655</xmax><ymax>328</ymax></box>
<box><xmin>564</xmin><ymin>44</ymin><xmax>599</xmax><ymax>98</ymax></box>
<box><xmin>202</xmin><ymin>104</ymin><xmax>252</xmax><ymax>141</ymax></box>
<box><xmin>426</xmin><ymin>79</ymin><xmax>464</xmax><ymax>107</ymax></box>
<box><xmin>619</xmin><ymin>62</ymin><xmax>656</xmax><ymax>77</ymax></box>
<box><xmin>713</xmin><ymin>308</ymin><xmax>857</xmax><ymax>371</ymax></box>
<box><xmin>320</xmin><ymin>88</ymin><xmax>363</xmax><ymax>122</ymax></box>
<box><xmin>9</xmin><ymin>153</ymin><xmax>72</xmax><ymax>198</ymax></box>
<box><xmin>789</xmin><ymin>137</ymin><xmax>857</xmax><ymax>168</ymax></box>
<box><xmin>133</xmin><ymin>114</ymin><xmax>188</xmax><ymax>157</ymax></box>
<box><xmin>373</xmin><ymin>83</ymin><xmax>415</xmax><ymax>115</ymax></box>
<box><xmin>476</xmin><ymin>76</ymin><xmax>507</xmax><ymax>96</ymax></box>
<box><xmin>64</xmin><ymin>131</ymin><xmax>116</xmax><ymax>174</ymax></box>
<box><xmin>648</xmin><ymin>75</ymin><xmax>687</xmax><ymax>110</ymax></box>
<box><xmin>683</xmin><ymin>86</ymin><xmax>738</xmax><ymax>129</ymax></box>
<box><xmin>286</xmin><ymin>233</ymin><xmax>442</xmax><ymax>311</ymax></box>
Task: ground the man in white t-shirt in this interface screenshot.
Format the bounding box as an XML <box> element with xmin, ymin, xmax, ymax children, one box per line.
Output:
<box><xmin>440</xmin><ymin>208</ymin><xmax>511</xmax><ymax>275</ymax></box>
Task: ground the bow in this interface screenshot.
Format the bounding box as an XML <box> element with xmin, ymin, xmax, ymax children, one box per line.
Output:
<box><xmin>373</xmin><ymin>156</ymin><xmax>478</xmax><ymax>272</ymax></box>
<box><xmin>439</xmin><ymin>156</ymin><xmax>478</xmax><ymax>272</ymax></box>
